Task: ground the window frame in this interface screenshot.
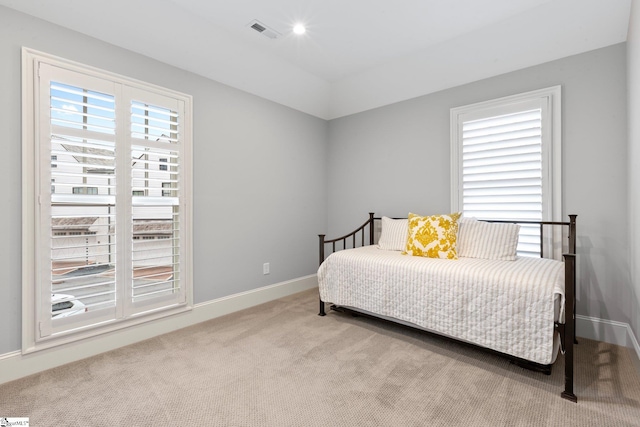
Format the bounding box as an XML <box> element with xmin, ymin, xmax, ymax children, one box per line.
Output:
<box><xmin>22</xmin><ymin>48</ymin><xmax>193</xmax><ymax>354</ymax></box>
<box><xmin>450</xmin><ymin>86</ymin><xmax>562</xmax><ymax>256</ymax></box>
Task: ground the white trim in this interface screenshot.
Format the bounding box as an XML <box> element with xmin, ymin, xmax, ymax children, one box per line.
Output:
<box><xmin>21</xmin><ymin>46</ymin><xmax>38</xmax><ymax>365</ymax></box>
<box><xmin>0</xmin><ymin>351</ymin><xmax>21</xmax><ymax>363</ymax></box>
<box><xmin>0</xmin><ymin>275</ymin><xmax>318</xmax><ymax>385</ymax></box>
<box><xmin>22</xmin><ymin>47</ymin><xmax>194</xmax><ymax>352</ymax></box>
<box><xmin>3</xmin><ymin>298</ymin><xmax>638</xmax><ymax>384</ymax></box>
<box><xmin>450</xmin><ymin>85</ymin><xmax>562</xmax><ymax>221</ymax></box>
<box><xmin>576</xmin><ymin>315</ymin><xmax>640</xmax><ymax>358</ymax></box>
<box><xmin>631</xmin><ymin>327</ymin><xmax>640</xmax><ymax>363</ymax></box>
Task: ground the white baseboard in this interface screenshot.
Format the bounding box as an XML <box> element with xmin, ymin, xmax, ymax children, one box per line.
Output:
<box><xmin>0</xmin><ymin>275</ymin><xmax>318</xmax><ymax>385</ymax></box>
<box><xmin>577</xmin><ymin>315</ymin><xmax>640</xmax><ymax>362</ymax></box>
<box><xmin>3</xmin><ymin>290</ymin><xmax>636</xmax><ymax>385</ymax></box>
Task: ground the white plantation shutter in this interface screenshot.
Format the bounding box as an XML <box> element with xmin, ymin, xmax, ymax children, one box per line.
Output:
<box><xmin>39</xmin><ymin>65</ymin><xmax>119</xmax><ymax>336</ymax></box>
<box><xmin>461</xmin><ymin>108</ymin><xmax>543</xmax><ymax>256</ymax></box>
<box><xmin>24</xmin><ymin>50</ymin><xmax>192</xmax><ymax>348</ymax></box>
<box><xmin>126</xmin><ymin>89</ymin><xmax>186</xmax><ymax>314</ymax></box>
<box><xmin>451</xmin><ymin>87</ymin><xmax>561</xmax><ymax>257</ymax></box>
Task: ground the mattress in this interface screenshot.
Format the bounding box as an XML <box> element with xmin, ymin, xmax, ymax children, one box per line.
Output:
<box><xmin>318</xmin><ymin>245</ymin><xmax>565</xmax><ymax>365</ymax></box>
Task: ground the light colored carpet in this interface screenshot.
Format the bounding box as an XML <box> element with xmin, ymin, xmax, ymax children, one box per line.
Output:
<box><xmin>2</xmin><ymin>288</ymin><xmax>640</xmax><ymax>426</ymax></box>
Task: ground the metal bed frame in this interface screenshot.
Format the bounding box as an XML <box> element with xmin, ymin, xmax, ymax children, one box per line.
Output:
<box><xmin>318</xmin><ymin>213</ymin><xmax>578</xmax><ymax>402</ymax></box>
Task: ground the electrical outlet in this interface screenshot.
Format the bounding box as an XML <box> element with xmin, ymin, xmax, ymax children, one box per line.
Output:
<box><xmin>263</xmin><ymin>262</ymin><xmax>270</xmax><ymax>275</ymax></box>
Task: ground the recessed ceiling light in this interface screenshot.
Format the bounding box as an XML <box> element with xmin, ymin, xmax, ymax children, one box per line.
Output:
<box><xmin>293</xmin><ymin>23</ymin><xmax>306</xmax><ymax>35</ymax></box>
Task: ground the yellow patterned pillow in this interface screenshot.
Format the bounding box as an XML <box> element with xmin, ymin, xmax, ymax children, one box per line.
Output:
<box><xmin>403</xmin><ymin>212</ymin><xmax>462</xmax><ymax>259</ymax></box>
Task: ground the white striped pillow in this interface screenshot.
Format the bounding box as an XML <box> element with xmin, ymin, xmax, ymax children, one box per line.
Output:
<box><xmin>378</xmin><ymin>217</ymin><xmax>408</xmax><ymax>251</ymax></box>
<box><xmin>457</xmin><ymin>218</ymin><xmax>520</xmax><ymax>261</ymax></box>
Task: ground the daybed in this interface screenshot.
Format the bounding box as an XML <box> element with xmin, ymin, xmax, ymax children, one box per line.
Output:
<box><xmin>317</xmin><ymin>213</ymin><xmax>577</xmax><ymax>402</ymax></box>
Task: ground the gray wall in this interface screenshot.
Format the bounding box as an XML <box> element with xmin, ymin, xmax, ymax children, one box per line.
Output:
<box><xmin>327</xmin><ymin>44</ymin><xmax>632</xmax><ymax>327</ymax></box>
<box><xmin>1</xmin><ymin>4</ymin><xmax>636</xmax><ymax>357</ymax></box>
<box><xmin>628</xmin><ymin>0</ymin><xmax>640</xmax><ymax>347</ymax></box>
<box><xmin>0</xmin><ymin>6</ymin><xmax>328</xmax><ymax>355</ymax></box>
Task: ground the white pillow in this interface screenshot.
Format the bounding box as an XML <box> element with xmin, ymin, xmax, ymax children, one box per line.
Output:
<box><xmin>457</xmin><ymin>218</ymin><xmax>520</xmax><ymax>261</ymax></box>
<box><xmin>378</xmin><ymin>217</ymin><xmax>408</xmax><ymax>251</ymax></box>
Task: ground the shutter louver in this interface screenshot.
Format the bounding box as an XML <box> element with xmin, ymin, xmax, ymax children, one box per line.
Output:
<box><xmin>130</xmin><ymin>100</ymin><xmax>182</xmax><ymax>306</ymax></box>
<box><xmin>461</xmin><ymin>109</ymin><xmax>543</xmax><ymax>257</ymax></box>
<box><xmin>49</xmin><ymin>82</ymin><xmax>117</xmax><ymax>317</ymax></box>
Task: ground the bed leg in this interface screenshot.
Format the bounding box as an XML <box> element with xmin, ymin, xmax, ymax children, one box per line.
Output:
<box><xmin>561</xmin><ymin>253</ymin><xmax>577</xmax><ymax>403</ymax></box>
<box><xmin>561</xmin><ymin>330</ymin><xmax>577</xmax><ymax>402</ymax></box>
<box><xmin>561</xmin><ymin>329</ymin><xmax>577</xmax><ymax>402</ymax></box>
<box><xmin>318</xmin><ymin>297</ymin><xmax>326</xmax><ymax>316</ymax></box>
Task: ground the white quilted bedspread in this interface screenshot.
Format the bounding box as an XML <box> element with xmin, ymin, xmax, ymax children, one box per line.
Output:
<box><xmin>318</xmin><ymin>246</ymin><xmax>565</xmax><ymax>365</ymax></box>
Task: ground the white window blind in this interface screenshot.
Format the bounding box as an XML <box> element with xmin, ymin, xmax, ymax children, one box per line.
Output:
<box><xmin>22</xmin><ymin>49</ymin><xmax>192</xmax><ymax>351</ymax></box>
<box><xmin>128</xmin><ymin>92</ymin><xmax>183</xmax><ymax>314</ymax></box>
<box><xmin>48</xmin><ymin>78</ymin><xmax>118</xmax><ymax>333</ymax></box>
<box><xmin>451</xmin><ymin>87</ymin><xmax>561</xmax><ymax>257</ymax></box>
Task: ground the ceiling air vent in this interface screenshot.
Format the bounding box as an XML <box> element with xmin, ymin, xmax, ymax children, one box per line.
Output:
<box><xmin>248</xmin><ymin>19</ymin><xmax>281</xmax><ymax>39</ymax></box>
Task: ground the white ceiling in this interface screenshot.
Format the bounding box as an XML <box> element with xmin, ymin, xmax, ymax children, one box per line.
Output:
<box><xmin>0</xmin><ymin>0</ymin><xmax>632</xmax><ymax>119</ymax></box>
